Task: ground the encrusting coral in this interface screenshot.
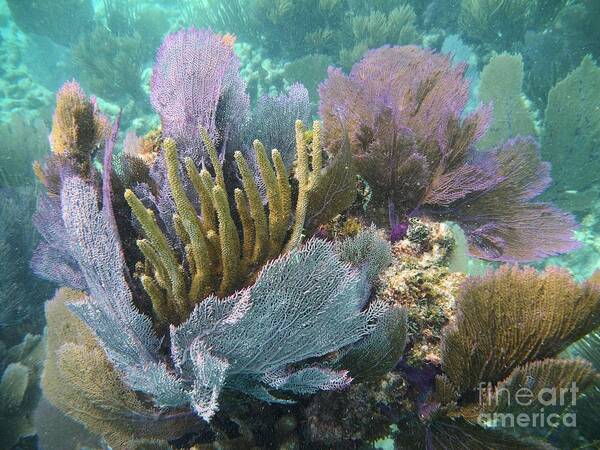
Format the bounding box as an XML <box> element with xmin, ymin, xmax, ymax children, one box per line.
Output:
<box><xmin>28</xmin><ymin>27</ymin><xmax>600</xmax><ymax>449</ymax></box>
<box><xmin>377</xmin><ymin>219</ymin><xmax>466</xmax><ymax>368</ymax></box>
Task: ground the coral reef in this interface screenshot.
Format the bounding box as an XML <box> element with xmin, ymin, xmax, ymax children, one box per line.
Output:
<box><xmin>31</xmin><ymin>29</ymin><xmax>389</xmax><ymax>448</ymax></box>
<box><xmin>377</xmin><ymin>220</ymin><xmax>466</xmax><ymax>368</ymax></box>
<box><xmin>319</xmin><ymin>45</ymin><xmax>578</xmax><ymax>262</ymax></box>
<box><xmin>18</xmin><ymin>19</ymin><xmax>600</xmax><ymax>448</ymax></box>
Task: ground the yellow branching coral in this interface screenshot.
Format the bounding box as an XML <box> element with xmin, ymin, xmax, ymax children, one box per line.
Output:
<box><xmin>42</xmin><ymin>288</ymin><xmax>204</xmax><ymax>450</ymax></box>
<box><xmin>49</xmin><ymin>81</ymin><xmax>107</xmax><ymax>171</ymax></box>
<box><xmin>125</xmin><ymin>120</ymin><xmax>327</xmax><ymax>322</ymax></box>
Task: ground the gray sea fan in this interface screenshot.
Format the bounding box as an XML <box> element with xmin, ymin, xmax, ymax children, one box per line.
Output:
<box><xmin>31</xmin><ymin>193</ymin><xmax>86</xmax><ymax>290</ymax></box>
<box><xmin>247</xmin><ymin>83</ymin><xmax>311</xmax><ymax>167</ymax></box>
<box><xmin>170</xmin><ymin>238</ymin><xmax>386</xmax><ymax>420</ymax></box>
<box><xmin>335</xmin><ymin>225</ymin><xmax>392</xmax><ymax>283</ymax></box>
<box><xmin>59</xmin><ymin>175</ymin><xmax>186</xmax><ymax>407</ymax></box>
<box><xmin>334</xmin><ymin>305</ymin><xmax>408</xmax><ymax>382</ymax></box>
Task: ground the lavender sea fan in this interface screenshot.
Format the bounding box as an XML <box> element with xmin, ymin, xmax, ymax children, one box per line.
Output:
<box><xmin>150</xmin><ymin>28</ymin><xmax>249</xmax><ymax>163</ymax></box>
<box><xmin>320</xmin><ymin>46</ymin><xmax>578</xmax><ymax>262</ymax></box>
<box><xmin>148</xmin><ymin>29</ymin><xmax>250</xmax><ymax>240</ymax></box>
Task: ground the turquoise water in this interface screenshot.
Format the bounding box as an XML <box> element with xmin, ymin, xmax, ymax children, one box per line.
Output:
<box><xmin>1</xmin><ymin>1</ymin><xmax>599</xmax><ymax>449</ymax></box>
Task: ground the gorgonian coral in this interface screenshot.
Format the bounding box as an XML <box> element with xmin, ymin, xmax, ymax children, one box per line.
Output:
<box><xmin>32</xmin><ymin>28</ymin><xmax>390</xmax><ymax>448</ymax></box>
<box><xmin>29</xmin><ymin>28</ymin><xmax>595</xmax><ymax>449</ymax></box>
<box><xmin>150</xmin><ymin>27</ymin><xmax>249</xmax><ymax>162</ymax></box>
<box><xmin>319</xmin><ymin>45</ymin><xmax>578</xmax><ymax>262</ymax></box>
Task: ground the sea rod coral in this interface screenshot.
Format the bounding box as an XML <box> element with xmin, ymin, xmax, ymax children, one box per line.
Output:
<box><xmin>319</xmin><ymin>45</ymin><xmax>578</xmax><ymax>262</ymax></box>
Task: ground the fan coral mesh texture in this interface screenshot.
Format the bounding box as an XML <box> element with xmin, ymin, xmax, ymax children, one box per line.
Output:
<box><xmin>441</xmin><ymin>265</ymin><xmax>600</xmax><ymax>395</ymax></box>
<box><xmin>247</xmin><ymin>83</ymin><xmax>311</xmax><ymax>167</ymax></box>
<box><xmin>60</xmin><ymin>174</ymin><xmax>186</xmax><ymax>406</ymax></box>
<box><xmin>335</xmin><ymin>225</ymin><xmax>392</xmax><ymax>284</ymax></box>
<box><xmin>319</xmin><ymin>45</ymin><xmax>578</xmax><ymax>262</ymax></box>
<box><xmin>170</xmin><ymin>238</ymin><xmax>386</xmax><ymax>419</ymax></box>
<box><xmin>150</xmin><ymin>28</ymin><xmax>249</xmax><ymax>163</ymax></box>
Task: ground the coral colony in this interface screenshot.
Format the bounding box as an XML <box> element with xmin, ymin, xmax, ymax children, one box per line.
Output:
<box><xmin>28</xmin><ymin>28</ymin><xmax>600</xmax><ymax>449</ymax></box>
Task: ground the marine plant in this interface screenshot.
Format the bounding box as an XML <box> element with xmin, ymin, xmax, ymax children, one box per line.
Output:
<box><xmin>319</xmin><ymin>45</ymin><xmax>578</xmax><ymax>262</ymax></box>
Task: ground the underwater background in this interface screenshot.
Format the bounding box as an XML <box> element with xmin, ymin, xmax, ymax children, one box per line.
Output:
<box><xmin>0</xmin><ymin>0</ymin><xmax>600</xmax><ymax>449</ymax></box>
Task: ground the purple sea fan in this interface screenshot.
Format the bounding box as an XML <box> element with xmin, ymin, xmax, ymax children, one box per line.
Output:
<box><xmin>319</xmin><ymin>46</ymin><xmax>578</xmax><ymax>262</ymax></box>
<box><xmin>150</xmin><ymin>28</ymin><xmax>249</xmax><ymax>163</ymax></box>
